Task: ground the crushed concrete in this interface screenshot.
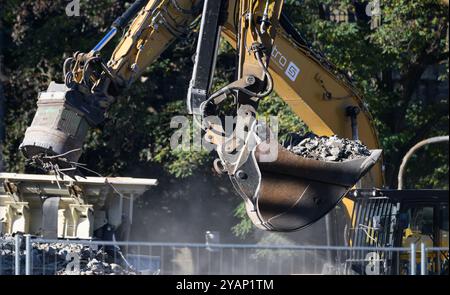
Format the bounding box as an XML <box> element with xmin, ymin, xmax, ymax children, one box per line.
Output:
<box><xmin>284</xmin><ymin>132</ymin><xmax>371</xmax><ymax>162</ymax></box>
<box><xmin>1</xmin><ymin>235</ymin><xmax>138</xmax><ymax>275</ymax></box>
<box><xmin>34</xmin><ymin>243</ymin><xmax>138</xmax><ymax>275</ymax></box>
<box><xmin>0</xmin><ymin>236</ymin><xmax>15</xmax><ymax>275</ymax></box>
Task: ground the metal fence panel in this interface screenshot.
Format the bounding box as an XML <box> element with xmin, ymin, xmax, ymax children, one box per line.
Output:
<box><xmin>6</xmin><ymin>238</ymin><xmax>444</xmax><ymax>276</ymax></box>
<box><xmin>0</xmin><ymin>235</ymin><xmax>22</xmax><ymax>275</ymax></box>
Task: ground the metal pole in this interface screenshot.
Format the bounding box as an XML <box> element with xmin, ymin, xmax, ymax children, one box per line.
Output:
<box><xmin>0</xmin><ymin>17</ymin><xmax>6</xmax><ymax>172</ymax></box>
<box><xmin>410</xmin><ymin>243</ymin><xmax>416</xmax><ymax>275</ymax></box>
<box><xmin>0</xmin><ymin>81</ymin><xmax>4</xmax><ymax>172</ymax></box>
<box><xmin>25</xmin><ymin>235</ymin><xmax>32</xmax><ymax>275</ymax></box>
<box><xmin>420</xmin><ymin>243</ymin><xmax>427</xmax><ymax>275</ymax></box>
<box><xmin>14</xmin><ymin>234</ymin><xmax>21</xmax><ymax>275</ymax></box>
<box><xmin>346</xmin><ymin>106</ymin><xmax>360</xmax><ymax>141</ymax></box>
<box><xmin>398</xmin><ymin>136</ymin><xmax>449</xmax><ymax>190</ymax></box>
<box><xmin>324</xmin><ymin>213</ymin><xmax>334</xmax><ymax>270</ymax></box>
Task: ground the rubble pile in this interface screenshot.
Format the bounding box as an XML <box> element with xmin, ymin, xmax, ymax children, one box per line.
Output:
<box><xmin>0</xmin><ymin>236</ymin><xmax>138</xmax><ymax>275</ymax></box>
<box><xmin>0</xmin><ymin>236</ymin><xmax>15</xmax><ymax>275</ymax></box>
<box><xmin>284</xmin><ymin>133</ymin><xmax>371</xmax><ymax>162</ymax></box>
<box><xmin>33</xmin><ymin>243</ymin><xmax>137</xmax><ymax>275</ymax></box>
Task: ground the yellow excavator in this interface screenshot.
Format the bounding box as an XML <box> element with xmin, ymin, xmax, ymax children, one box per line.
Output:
<box><xmin>20</xmin><ymin>0</ymin><xmax>382</xmax><ymax>232</ymax></box>
<box><xmin>17</xmin><ymin>0</ymin><xmax>448</xmax><ymax>274</ymax></box>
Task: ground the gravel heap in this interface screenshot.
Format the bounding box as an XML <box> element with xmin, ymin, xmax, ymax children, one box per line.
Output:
<box><xmin>33</xmin><ymin>243</ymin><xmax>138</xmax><ymax>275</ymax></box>
<box><xmin>284</xmin><ymin>133</ymin><xmax>371</xmax><ymax>162</ymax></box>
<box><xmin>33</xmin><ymin>243</ymin><xmax>137</xmax><ymax>275</ymax></box>
<box><xmin>1</xmin><ymin>236</ymin><xmax>138</xmax><ymax>275</ymax></box>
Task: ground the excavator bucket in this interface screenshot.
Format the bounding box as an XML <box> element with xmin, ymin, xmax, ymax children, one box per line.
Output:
<box><xmin>231</xmin><ymin>144</ymin><xmax>382</xmax><ymax>232</ymax></box>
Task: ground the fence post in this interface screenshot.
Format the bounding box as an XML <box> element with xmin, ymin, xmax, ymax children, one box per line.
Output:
<box><xmin>410</xmin><ymin>243</ymin><xmax>416</xmax><ymax>275</ymax></box>
<box><xmin>14</xmin><ymin>234</ymin><xmax>21</xmax><ymax>275</ymax></box>
<box><xmin>25</xmin><ymin>235</ymin><xmax>31</xmax><ymax>275</ymax></box>
<box><xmin>420</xmin><ymin>243</ymin><xmax>427</xmax><ymax>275</ymax></box>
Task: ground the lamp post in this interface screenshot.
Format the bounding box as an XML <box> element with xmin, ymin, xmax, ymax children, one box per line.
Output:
<box><xmin>398</xmin><ymin>136</ymin><xmax>449</xmax><ymax>190</ymax></box>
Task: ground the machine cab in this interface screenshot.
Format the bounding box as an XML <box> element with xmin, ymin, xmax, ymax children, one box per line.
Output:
<box><xmin>348</xmin><ymin>189</ymin><xmax>449</xmax><ymax>275</ymax></box>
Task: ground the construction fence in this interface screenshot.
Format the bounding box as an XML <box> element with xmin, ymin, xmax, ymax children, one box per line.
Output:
<box><xmin>0</xmin><ymin>236</ymin><xmax>448</xmax><ymax>275</ymax></box>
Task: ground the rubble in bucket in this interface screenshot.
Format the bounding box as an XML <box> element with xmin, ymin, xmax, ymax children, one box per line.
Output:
<box><xmin>284</xmin><ymin>132</ymin><xmax>371</xmax><ymax>162</ymax></box>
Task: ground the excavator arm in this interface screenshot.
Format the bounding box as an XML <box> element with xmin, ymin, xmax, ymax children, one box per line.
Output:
<box><xmin>20</xmin><ymin>0</ymin><xmax>383</xmax><ymax>232</ymax></box>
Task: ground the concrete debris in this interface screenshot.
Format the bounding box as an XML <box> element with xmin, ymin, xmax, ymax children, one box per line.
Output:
<box><xmin>0</xmin><ymin>236</ymin><xmax>138</xmax><ymax>275</ymax></box>
<box><xmin>0</xmin><ymin>236</ymin><xmax>15</xmax><ymax>275</ymax></box>
<box><xmin>37</xmin><ymin>243</ymin><xmax>137</xmax><ymax>275</ymax></box>
<box><xmin>284</xmin><ymin>132</ymin><xmax>371</xmax><ymax>162</ymax></box>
